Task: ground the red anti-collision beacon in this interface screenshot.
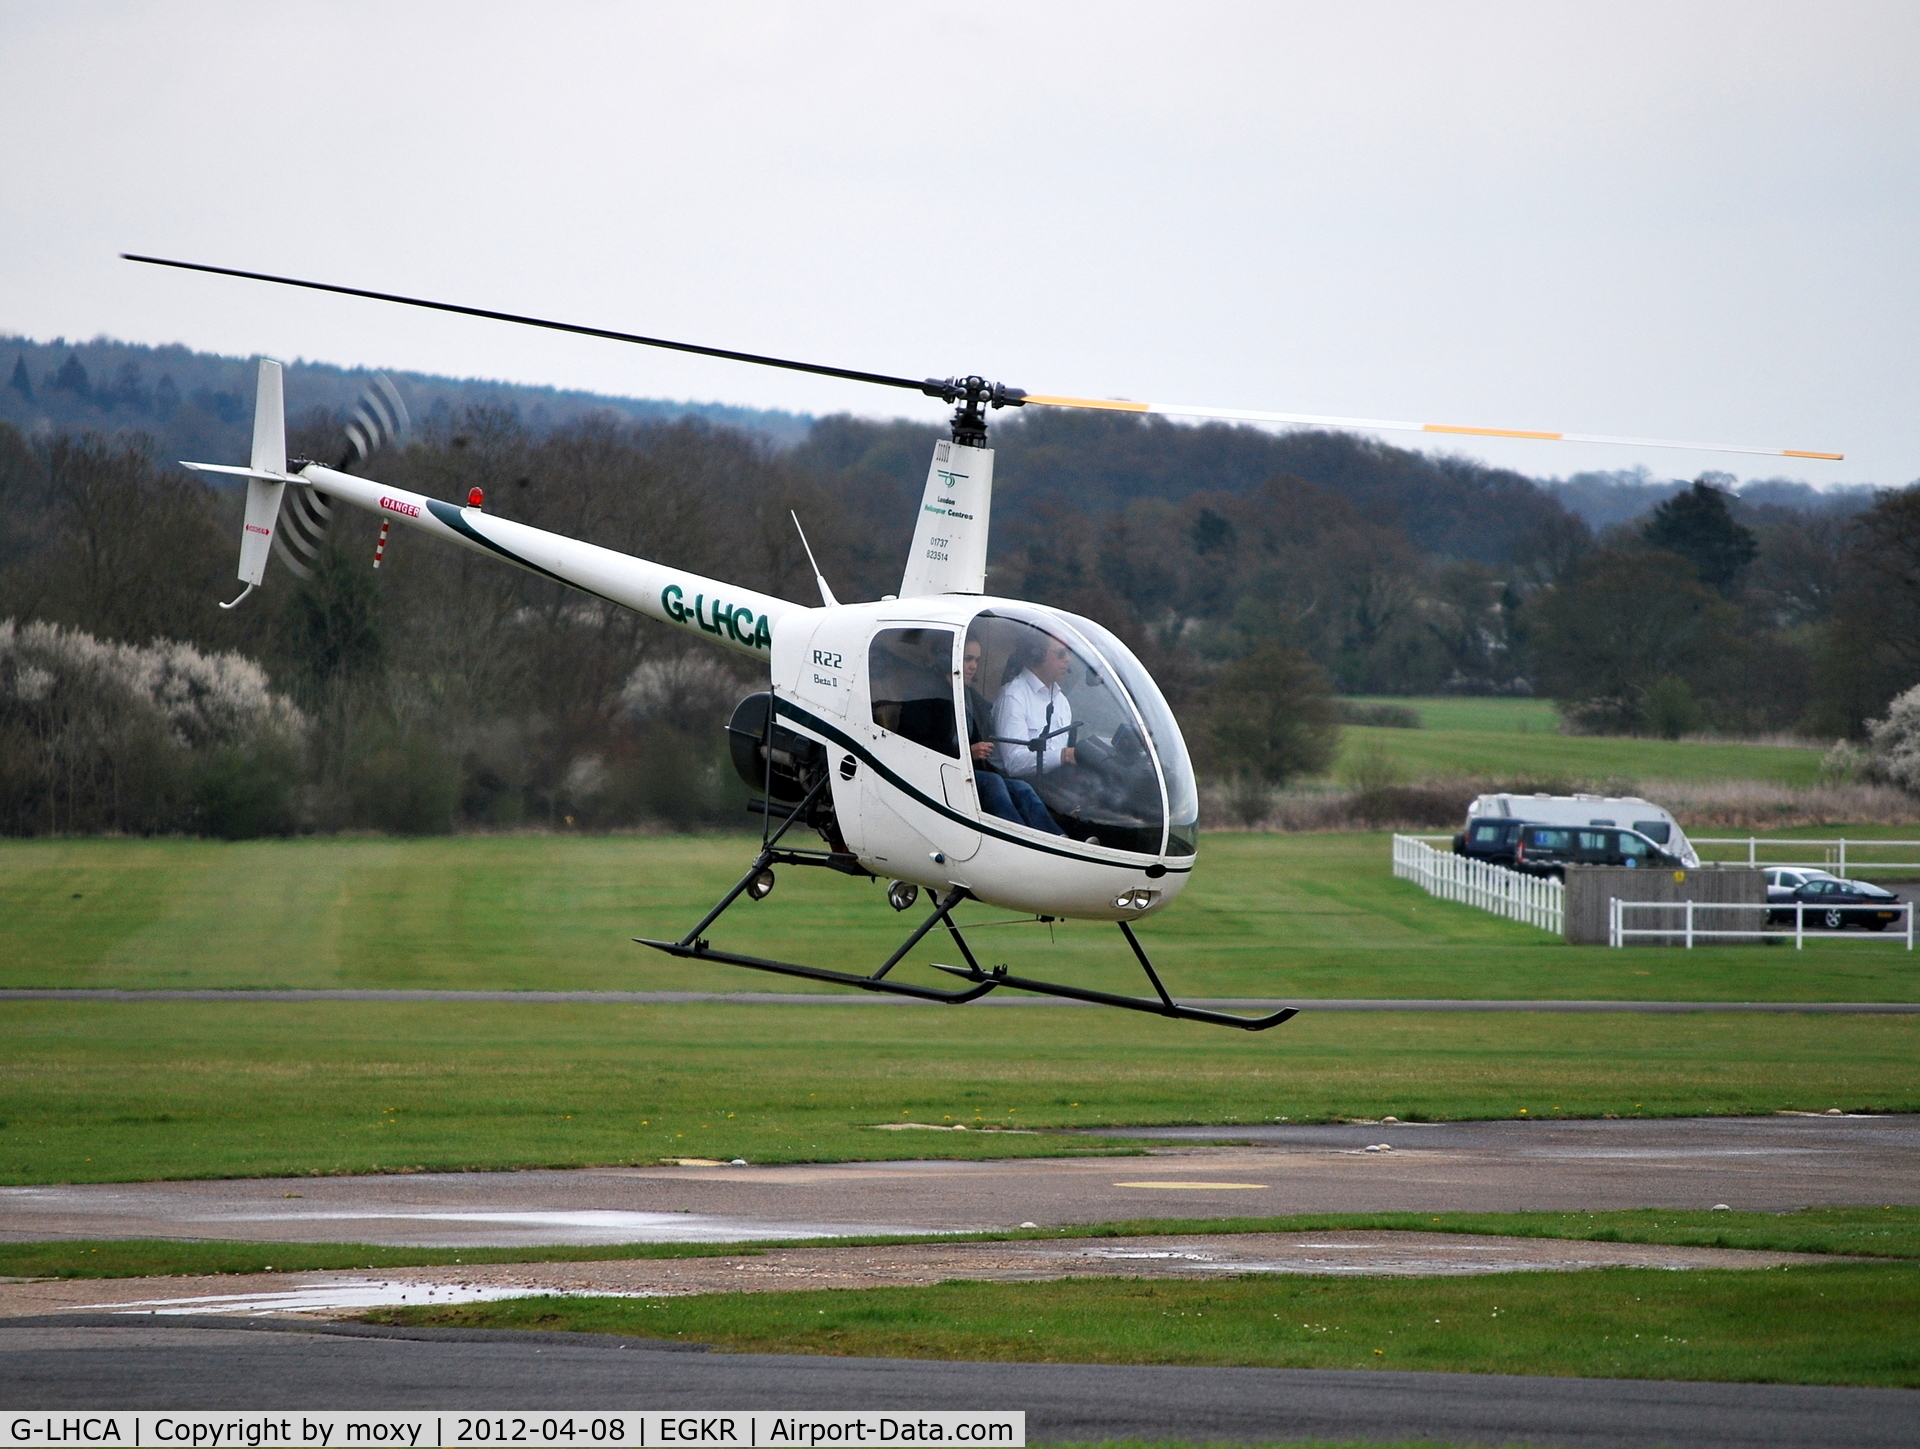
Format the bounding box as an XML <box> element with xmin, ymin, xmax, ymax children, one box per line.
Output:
<box><xmin>467</xmin><ymin>487</ymin><xmax>485</xmax><ymax>508</ymax></box>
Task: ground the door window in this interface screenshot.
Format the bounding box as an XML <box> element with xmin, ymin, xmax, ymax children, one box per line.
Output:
<box><xmin>868</xmin><ymin>628</ymin><xmax>959</xmax><ymax>759</ymax></box>
<box><xmin>1620</xmin><ymin>834</ymin><xmax>1650</xmax><ymax>858</ymax></box>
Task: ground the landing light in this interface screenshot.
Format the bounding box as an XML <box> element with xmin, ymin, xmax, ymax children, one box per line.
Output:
<box><xmin>1114</xmin><ymin>889</ymin><xmax>1160</xmax><ymax>911</ymax></box>
<box><xmin>887</xmin><ymin>880</ymin><xmax>920</xmax><ymax>912</ymax></box>
<box><xmin>747</xmin><ymin>868</ymin><xmax>776</xmax><ymax>902</ymax></box>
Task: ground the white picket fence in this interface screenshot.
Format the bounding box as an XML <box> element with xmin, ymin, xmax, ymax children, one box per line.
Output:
<box><xmin>1692</xmin><ymin>837</ymin><xmax>1920</xmax><ymax>879</ymax></box>
<box><xmin>1610</xmin><ymin>897</ymin><xmax>1915</xmax><ymax>949</ymax></box>
<box><xmin>1392</xmin><ymin>833</ymin><xmax>1564</xmax><ymax>934</ymax></box>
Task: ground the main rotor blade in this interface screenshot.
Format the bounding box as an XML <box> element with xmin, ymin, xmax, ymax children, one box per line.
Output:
<box><xmin>1021</xmin><ymin>393</ymin><xmax>1844</xmax><ymax>461</ymax></box>
<box><xmin>124</xmin><ymin>254</ymin><xmax>1843</xmax><ymax>461</ymax></box>
<box><xmin>122</xmin><ymin>254</ymin><xmax>932</xmax><ymax>394</ymax></box>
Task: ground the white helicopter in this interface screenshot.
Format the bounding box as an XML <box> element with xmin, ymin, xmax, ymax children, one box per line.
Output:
<box><xmin>129</xmin><ymin>255</ymin><xmax>1841</xmax><ymax>1031</ymax></box>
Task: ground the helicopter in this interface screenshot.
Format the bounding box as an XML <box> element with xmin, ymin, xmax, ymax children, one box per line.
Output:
<box><xmin>127</xmin><ymin>254</ymin><xmax>1842</xmax><ymax>1032</ymax></box>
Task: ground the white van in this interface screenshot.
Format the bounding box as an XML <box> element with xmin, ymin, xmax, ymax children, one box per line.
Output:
<box><xmin>1465</xmin><ymin>793</ymin><xmax>1700</xmax><ymax>867</ymax></box>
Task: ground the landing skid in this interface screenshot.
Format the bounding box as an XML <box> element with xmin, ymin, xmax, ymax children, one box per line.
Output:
<box><xmin>634</xmin><ymin>795</ymin><xmax>1295</xmax><ymax>1031</ymax></box>
<box><xmin>927</xmin><ymin>922</ymin><xmax>1298</xmax><ymax>1031</ymax></box>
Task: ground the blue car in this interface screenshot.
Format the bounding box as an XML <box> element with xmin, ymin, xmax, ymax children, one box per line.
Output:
<box><xmin>1511</xmin><ymin>825</ymin><xmax>1683</xmax><ymax>880</ymax></box>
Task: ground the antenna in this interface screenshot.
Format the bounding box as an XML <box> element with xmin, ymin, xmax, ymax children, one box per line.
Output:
<box><xmin>791</xmin><ymin>511</ymin><xmax>839</xmax><ymax>607</ymax></box>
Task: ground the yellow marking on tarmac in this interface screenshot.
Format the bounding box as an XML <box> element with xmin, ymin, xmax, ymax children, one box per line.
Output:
<box><xmin>1113</xmin><ymin>1181</ymin><xmax>1269</xmax><ymax>1190</ymax></box>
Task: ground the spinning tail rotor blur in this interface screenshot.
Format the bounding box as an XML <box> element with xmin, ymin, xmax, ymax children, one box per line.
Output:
<box><xmin>273</xmin><ymin>372</ymin><xmax>409</xmax><ymax>581</ymax></box>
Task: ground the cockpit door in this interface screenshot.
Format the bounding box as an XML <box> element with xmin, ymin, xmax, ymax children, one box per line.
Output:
<box><xmin>859</xmin><ymin>625</ymin><xmax>980</xmax><ymax>867</ymax></box>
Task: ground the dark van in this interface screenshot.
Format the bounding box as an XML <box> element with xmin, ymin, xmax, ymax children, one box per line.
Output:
<box><xmin>1512</xmin><ymin>825</ymin><xmax>1683</xmax><ymax>879</ymax></box>
<box><xmin>1453</xmin><ymin>818</ymin><xmax>1532</xmax><ymax>868</ymax></box>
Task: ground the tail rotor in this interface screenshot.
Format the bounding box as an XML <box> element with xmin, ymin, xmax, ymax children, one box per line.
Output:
<box><xmin>272</xmin><ymin>373</ymin><xmax>409</xmax><ymax>580</ymax></box>
<box><xmin>343</xmin><ymin>373</ymin><xmax>409</xmax><ymax>470</ymax></box>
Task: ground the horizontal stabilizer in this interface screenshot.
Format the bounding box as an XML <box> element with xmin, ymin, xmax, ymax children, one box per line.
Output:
<box><xmin>183</xmin><ymin>461</ymin><xmax>305</xmax><ymax>484</ymax></box>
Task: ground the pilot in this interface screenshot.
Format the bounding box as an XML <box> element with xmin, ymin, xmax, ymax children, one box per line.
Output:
<box><xmin>994</xmin><ymin>630</ymin><xmax>1077</xmax><ymax>779</ymax></box>
<box><xmin>963</xmin><ymin>637</ymin><xmax>1062</xmax><ymax>834</ymax></box>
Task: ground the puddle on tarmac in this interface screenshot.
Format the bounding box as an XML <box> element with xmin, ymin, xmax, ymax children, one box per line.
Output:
<box><xmin>204</xmin><ymin>1209</ymin><xmax>939</xmax><ymax>1245</ymax></box>
<box><xmin>75</xmin><ymin>1279</ymin><xmax>660</xmax><ymax>1316</ymax></box>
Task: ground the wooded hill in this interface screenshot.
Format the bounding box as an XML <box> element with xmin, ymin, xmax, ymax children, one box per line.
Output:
<box><xmin>1</xmin><ymin>333</ymin><xmax>812</xmax><ymax>460</ymax></box>
<box><xmin>2</xmin><ymin>333</ymin><xmax>1916</xmax><ymax>837</ymax></box>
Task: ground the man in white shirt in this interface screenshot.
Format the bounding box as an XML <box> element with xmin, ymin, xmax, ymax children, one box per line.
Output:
<box><xmin>994</xmin><ymin>632</ymin><xmax>1079</xmax><ymax>778</ymax></box>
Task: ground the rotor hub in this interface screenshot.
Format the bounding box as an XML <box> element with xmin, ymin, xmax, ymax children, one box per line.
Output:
<box><xmin>922</xmin><ymin>375</ymin><xmax>1026</xmax><ymax>447</ymax></box>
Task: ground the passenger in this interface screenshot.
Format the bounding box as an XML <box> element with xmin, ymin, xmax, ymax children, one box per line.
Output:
<box><xmin>963</xmin><ymin>637</ymin><xmax>1063</xmax><ymax>835</ymax></box>
<box><xmin>993</xmin><ymin>630</ymin><xmax>1077</xmax><ymax>779</ymax></box>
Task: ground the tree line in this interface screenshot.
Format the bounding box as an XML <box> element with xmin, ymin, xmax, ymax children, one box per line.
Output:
<box><xmin>1</xmin><ymin>400</ymin><xmax>1915</xmax><ymax>836</ymax></box>
<box><xmin>0</xmin><ymin>334</ymin><xmax>811</xmax><ymax>467</ymax></box>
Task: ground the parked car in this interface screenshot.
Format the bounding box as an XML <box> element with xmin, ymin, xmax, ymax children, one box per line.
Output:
<box><xmin>1763</xmin><ymin>866</ymin><xmax>1841</xmax><ymax>919</ymax></box>
<box><xmin>1763</xmin><ymin>867</ymin><xmax>1839</xmax><ymax>894</ymax></box>
<box><xmin>1453</xmin><ymin>817</ymin><xmax>1533</xmax><ymax>868</ymax></box>
<box><xmin>1767</xmin><ymin>875</ymin><xmax>1905</xmax><ymax>931</ymax></box>
<box><xmin>1511</xmin><ymin>824</ymin><xmax>1685</xmax><ymax>880</ymax></box>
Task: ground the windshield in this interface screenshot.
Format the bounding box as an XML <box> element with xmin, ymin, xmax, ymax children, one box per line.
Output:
<box><xmin>966</xmin><ymin>607</ymin><xmax>1193</xmax><ymax>856</ymax></box>
<box><xmin>1056</xmin><ymin>610</ymin><xmax>1199</xmax><ymax>856</ymax></box>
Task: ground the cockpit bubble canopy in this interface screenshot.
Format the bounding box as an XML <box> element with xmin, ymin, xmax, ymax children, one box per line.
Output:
<box><xmin>965</xmin><ymin>605</ymin><xmax>1197</xmax><ymax>858</ymax></box>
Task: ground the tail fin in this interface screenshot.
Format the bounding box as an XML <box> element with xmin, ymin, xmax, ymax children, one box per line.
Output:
<box><xmin>235</xmin><ymin>360</ymin><xmax>288</xmax><ymax>594</ymax></box>
<box><xmin>183</xmin><ymin>358</ymin><xmax>293</xmax><ymax>608</ymax></box>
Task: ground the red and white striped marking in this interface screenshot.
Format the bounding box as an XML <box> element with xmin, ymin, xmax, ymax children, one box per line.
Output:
<box><xmin>373</xmin><ymin>518</ymin><xmax>390</xmax><ymax>568</ymax></box>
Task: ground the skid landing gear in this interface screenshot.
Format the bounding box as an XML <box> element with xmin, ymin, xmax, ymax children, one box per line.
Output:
<box><xmin>634</xmin><ymin>791</ymin><xmax>1295</xmax><ymax>1029</ymax></box>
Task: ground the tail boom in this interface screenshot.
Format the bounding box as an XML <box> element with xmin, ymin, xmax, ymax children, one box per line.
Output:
<box><xmin>298</xmin><ymin>465</ymin><xmax>808</xmax><ymax>659</ymax></box>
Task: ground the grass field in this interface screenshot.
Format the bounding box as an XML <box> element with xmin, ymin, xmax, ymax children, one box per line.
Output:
<box><xmin>4</xmin><ymin>833</ymin><xmax>1913</xmax><ymax>1002</ymax></box>
<box><xmin>5</xmin><ymin>833</ymin><xmax>1915</xmax><ymax>1184</ymax></box>
<box><xmin>1330</xmin><ymin>696</ymin><xmax>1825</xmax><ymax>786</ymax></box>
<box><xmin>372</xmin><ymin>1263</ymin><xmax>1920</xmax><ymax>1387</ymax></box>
<box><xmin>10</xmin><ymin>1207</ymin><xmax>1916</xmax><ymax>1279</ymax></box>
<box><xmin>4</xmin><ymin>999</ymin><xmax>1913</xmax><ymax>1182</ymax></box>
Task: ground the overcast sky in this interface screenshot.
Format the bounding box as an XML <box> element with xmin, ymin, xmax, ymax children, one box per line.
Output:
<box><xmin>3</xmin><ymin>1</ymin><xmax>1914</xmax><ymax>485</ymax></box>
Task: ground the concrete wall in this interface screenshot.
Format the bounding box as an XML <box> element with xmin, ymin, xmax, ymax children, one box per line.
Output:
<box><xmin>1564</xmin><ymin>866</ymin><xmax>1766</xmax><ymax>946</ymax></box>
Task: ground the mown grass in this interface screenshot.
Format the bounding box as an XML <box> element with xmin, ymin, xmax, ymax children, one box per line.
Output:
<box><xmin>1329</xmin><ymin>696</ymin><xmax>1823</xmax><ymax>786</ymax></box>
<box><xmin>3</xmin><ymin>1000</ymin><xmax>1914</xmax><ymax>1183</ymax></box>
<box><xmin>368</xmin><ymin>1262</ymin><xmax>1920</xmax><ymax>1387</ymax></box>
<box><xmin>10</xmin><ymin>1207</ymin><xmax>1917</xmax><ymax>1280</ymax></box>
<box><xmin>4</xmin><ymin>833</ymin><xmax>1913</xmax><ymax>1002</ymax></box>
